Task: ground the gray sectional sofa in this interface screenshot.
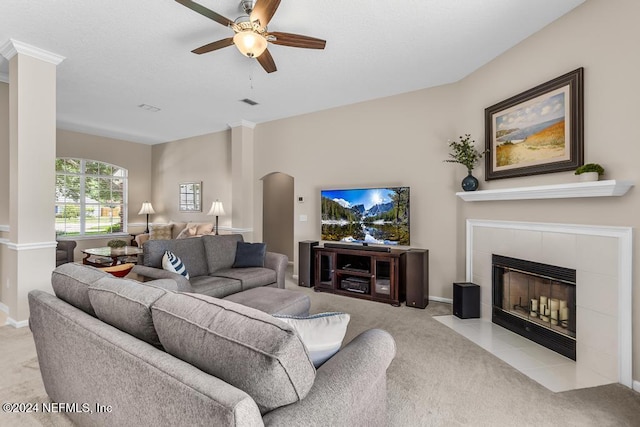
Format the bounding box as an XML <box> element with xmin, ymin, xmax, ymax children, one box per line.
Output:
<box><xmin>132</xmin><ymin>234</ymin><xmax>288</xmax><ymax>297</ymax></box>
<box><xmin>29</xmin><ymin>263</ymin><xmax>396</xmax><ymax>426</ymax></box>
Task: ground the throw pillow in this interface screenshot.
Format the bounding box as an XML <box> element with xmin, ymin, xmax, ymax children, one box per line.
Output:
<box><xmin>194</xmin><ymin>222</ymin><xmax>214</xmax><ymax>235</ymax></box>
<box><xmin>175</xmin><ymin>226</ymin><xmax>196</xmax><ymax>239</ymax></box>
<box><xmin>162</xmin><ymin>250</ymin><xmax>190</xmax><ymax>279</ymax></box>
<box><xmin>273</xmin><ymin>312</ymin><xmax>350</xmax><ymax>367</ymax></box>
<box><xmin>232</xmin><ymin>242</ymin><xmax>267</xmax><ymax>268</ymax></box>
<box><xmin>149</xmin><ymin>224</ymin><xmax>172</xmax><ymax>240</ymax></box>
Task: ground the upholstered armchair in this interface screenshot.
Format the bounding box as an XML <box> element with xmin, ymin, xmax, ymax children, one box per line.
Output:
<box><xmin>56</xmin><ymin>240</ymin><xmax>77</xmax><ymax>267</ymax></box>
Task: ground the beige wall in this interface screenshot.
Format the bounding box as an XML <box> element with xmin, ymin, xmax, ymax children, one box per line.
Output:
<box><xmin>455</xmin><ymin>0</ymin><xmax>640</xmax><ymax>380</ymax></box>
<box><xmin>254</xmin><ymin>82</ymin><xmax>461</xmax><ymax>297</ymax></box>
<box><xmin>151</xmin><ymin>131</ymin><xmax>232</xmax><ymax>228</ymax></box>
<box><xmin>251</xmin><ymin>0</ymin><xmax>640</xmax><ymax>381</ymax></box>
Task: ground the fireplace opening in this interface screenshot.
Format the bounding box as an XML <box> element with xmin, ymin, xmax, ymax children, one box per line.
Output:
<box><xmin>492</xmin><ymin>255</ymin><xmax>576</xmax><ymax>360</ymax></box>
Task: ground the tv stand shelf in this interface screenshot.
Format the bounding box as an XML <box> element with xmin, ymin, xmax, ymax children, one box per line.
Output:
<box><xmin>314</xmin><ymin>245</ymin><xmax>406</xmax><ymax>306</ymax></box>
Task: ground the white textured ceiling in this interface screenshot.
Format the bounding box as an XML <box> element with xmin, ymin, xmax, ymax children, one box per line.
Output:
<box><xmin>0</xmin><ymin>0</ymin><xmax>585</xmax><ymax>144</ymax></box>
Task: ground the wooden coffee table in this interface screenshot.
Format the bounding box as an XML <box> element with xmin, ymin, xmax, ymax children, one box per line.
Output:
<box><xmin>82</xmin><ymin>246</ymin><xmax>143</xmax><ymax>267</ymax></box>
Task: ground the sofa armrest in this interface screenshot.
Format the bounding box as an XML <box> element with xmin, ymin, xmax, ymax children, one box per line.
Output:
<box><xmin>131</xmin><ymin>265</ymin><xmax>193</xmax><ymax>292</ymax></box>
<box><xmin>265</xmin><ymin>252</ymin><xmax>288</xmax><ymax>289</ymax></box>
<box><xmin>135</xmin><ymin>233</ymin><xmax>150</xmax><ymax>247</ymax></box>
<box><xmin>56</xmin><ymin>240</ymin><xmax>77</xmax><ymax>260</ymax></box>
<box><xmin>262</xmin><ymin>329</ymin><xmax>396</xmax><ymax>426</ymax></box>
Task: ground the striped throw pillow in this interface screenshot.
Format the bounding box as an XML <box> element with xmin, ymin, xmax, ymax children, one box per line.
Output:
<box><xmin>162</xmin><ymin>250</ymin><xmax>189</xmax><ymax>279</ymax></box>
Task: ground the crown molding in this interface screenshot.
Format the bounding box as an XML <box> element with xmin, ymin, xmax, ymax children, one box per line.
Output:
<box><xmin>227</xmin><ymin>120</ymin><xmax>256</xmax><ymax>129</ymax></box>
<box><xmin>0</xmin><ymin>39</ymin><xmax>65</xmax><ymax>64</ymax></box>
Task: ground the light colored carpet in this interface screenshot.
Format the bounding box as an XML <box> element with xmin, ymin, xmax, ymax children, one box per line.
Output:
<box><xmin>1</xmin><ymin>270</ymin><xmax>638</xmax><ymax>426</ymax></box>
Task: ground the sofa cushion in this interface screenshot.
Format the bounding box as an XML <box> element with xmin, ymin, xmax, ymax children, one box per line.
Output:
<box><xmin>273</xmin><ymin>312</ymin><xmax>351</xmax><ymax>368</ymax></box>
<box><xmin>88</xmin><ymin>276</ymin><xmax>168</xmax><ymax>347</ymax></box>
<box><xmin>169</xmin><ymin>221</ymin><xmax>188</xmax><ymax>239</ymax></box>
<box><xmin>162</xmin><ymin>250</ymin><xmax>190</xmax><ymax>279</ymax></box>
<box><xmin>143</xmin><ymin>238</ymin><xmax>209</xmax><ymax>278</ymax></box>
<box><xmin>151</xmin><ymin>292</ymin><xmax>316</xmax><ymax>414</ymax></box>
<box><xmin>202</xmin><ymin>234</ymin><xmax>244</xmax><ymax>273</ymax></box>
<box><xmin>149</xmin><ymin>224</ymin><xmax>172</xmax><ymax>240</ymax></box>
<box><xmin>190</xmin><ymin>275</ymin><xmax>243</xmax><ymax>298</ymax></box>
<box><xmin>232</xmin><ymin>242</ymin><xmax>266</xmax><ymax>268</ymax></box>
<box><xmin>213</xmin><ymin>267</ymin><xmax>276</xmax><ymax>291</ymax></box>
<box><xmin>51</xmin><ymin>263</ymin><xmax>110</xmax><ymax>316</ymax></box>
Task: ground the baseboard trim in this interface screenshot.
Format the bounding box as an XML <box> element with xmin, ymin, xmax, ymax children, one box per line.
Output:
<box><xmin>633</xmin><ymin>380</ymin><xmax>640</xmax><ymax>392</ymax></box>
<box><xmin>429</xmin><ymin>296</ymin><xmax>453</xmax><ymax>304</ymax></box>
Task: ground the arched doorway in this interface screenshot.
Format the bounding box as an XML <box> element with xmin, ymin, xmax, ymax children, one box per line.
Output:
<box><xmin>261</xmin><ymin>172</ymin><xmax>294</xmax><ymax>260</ymax></box>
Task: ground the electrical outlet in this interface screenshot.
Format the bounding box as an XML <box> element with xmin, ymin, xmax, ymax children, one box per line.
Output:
<box><xmin>299</xmin><ymin>215</ymin><xmax>308</xmax><ymax>222</ymax></box>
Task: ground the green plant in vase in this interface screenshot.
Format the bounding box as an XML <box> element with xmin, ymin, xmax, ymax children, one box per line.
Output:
<box><xmin>444</xmin><ymin>134</ymin><xmax>488</xmax><ymax>191</ymax></box>
<box><xmin>107</xmin><ymin>239</ymin><xmax>127</xmax><ymax>249</ymax></box>
<box><xmin>574</xmin><ymin>163</ymin><xmax>604</xmax><ymax>182</ymax></box>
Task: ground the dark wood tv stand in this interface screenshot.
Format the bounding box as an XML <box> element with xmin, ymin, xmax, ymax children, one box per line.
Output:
<box><xmin>313</xmin><ymin>245</ymin><xmax>412</xmax><ymax>306</ymax></box>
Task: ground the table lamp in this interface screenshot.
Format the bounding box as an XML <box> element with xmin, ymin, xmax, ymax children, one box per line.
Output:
<box><xmin>138</xmin><ymin>201</ymin><xmax>155</xmax><ymax>234</ymax></box>
<box><xmin>207</xmin><ymin>200</ymin><xmax>225</xmax><ymax>235</ymax></box>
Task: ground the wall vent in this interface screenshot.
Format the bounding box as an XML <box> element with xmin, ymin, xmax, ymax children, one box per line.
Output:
<box><xmin>138</xmin><ymin>103</ymin><xmax>161</xmax><ymax>112</ymax></box>
<box><xmin>240</xmin><ymin>98</ymin><xmax>259</xmax><ymax>106</ymax></box>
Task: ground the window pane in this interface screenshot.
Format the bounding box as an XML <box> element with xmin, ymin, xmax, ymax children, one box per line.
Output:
<box><xmin>56</xmin><ymin>158</ymin><xmax>80</xmax><ymax>174</ymax></box>
<box><xmin>85</xmin><ymin>161</ymin><xmax>100</xmax><ymax>175</ymax></box>
<box><xmin>55</xmin><ymin>158</ymin><xmax>127</xmax><ymax>236</ymax></box>
<box><xmin>100</xmin><ymin>163</ymin><xmax>113</xmax><ymax>176</ymax></box>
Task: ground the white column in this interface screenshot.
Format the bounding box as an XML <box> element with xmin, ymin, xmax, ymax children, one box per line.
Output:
<box><xmin>229</xmin><ymin>120</ymin><xmax>255</xmax><ymax>241</ymax></box>
<box><xmin>0</xmin><ymin>39</ymin><xmax>64</xmax><ymax>326</ymax></box>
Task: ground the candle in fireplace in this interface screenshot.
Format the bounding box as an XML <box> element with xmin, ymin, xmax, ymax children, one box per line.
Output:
<box><xmin>530</xmin><ymin>299</ymin><xmax>538</xmax><ymax>317</ymax></box>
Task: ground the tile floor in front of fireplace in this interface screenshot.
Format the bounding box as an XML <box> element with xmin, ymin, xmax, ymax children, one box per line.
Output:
<box><xmin>434</xmin><ymin>315</ymin><xmax>613</xmax><ymax>392</ymax></box>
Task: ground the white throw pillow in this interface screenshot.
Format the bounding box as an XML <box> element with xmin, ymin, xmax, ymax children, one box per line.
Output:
<box><xmin>162</xmin><ymin>250</ymin><xmax>189</xmax><ymax>279</ymax></box>
<box><xmin>273</xmin><ymin>312</ymin><xmax>350</xmax><ymax>367</ymax></box>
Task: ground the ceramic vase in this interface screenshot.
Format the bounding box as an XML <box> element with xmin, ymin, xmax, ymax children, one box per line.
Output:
<box><xmin>461</xmin><ymin>171</ymin><xmax>479</xmax><ymax>191</ymax></box>
<box><xmin>578</xmin><ymin>171</ymin><xmax>599</xmax><ymax>182</ymax></box>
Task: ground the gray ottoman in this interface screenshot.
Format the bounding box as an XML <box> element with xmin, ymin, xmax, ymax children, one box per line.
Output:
<box><xmin>223</xmin><ymin>287</ymin><xmax>310</xmax><ymax>316</ymax></box>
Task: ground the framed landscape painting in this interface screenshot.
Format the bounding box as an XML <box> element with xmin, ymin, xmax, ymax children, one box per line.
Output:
<box><xmin>484</xmin><ymin>68</ymin><xmax>584</xmax><ymax>180</ymax></box>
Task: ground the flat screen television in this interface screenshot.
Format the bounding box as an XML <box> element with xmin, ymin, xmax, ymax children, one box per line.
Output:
<box><xmin>321</xmin><ymin>187</ymin><xmax>410</xmax><ymax>246</ymax></box>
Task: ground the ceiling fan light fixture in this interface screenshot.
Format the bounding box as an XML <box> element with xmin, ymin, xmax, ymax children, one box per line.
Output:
<box><xmin>233</xmin><ymin>30</ymin><xmax>267</xmax><ymax>58</ymax></box>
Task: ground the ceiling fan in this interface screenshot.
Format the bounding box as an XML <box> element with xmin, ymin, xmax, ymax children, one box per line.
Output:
<box><xmin>176</xmin><ymin>0</ymin><xmax>326</xmax><ymax>73</ymax></box>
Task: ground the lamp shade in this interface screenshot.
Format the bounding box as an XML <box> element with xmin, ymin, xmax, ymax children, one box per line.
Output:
<box><xmin>207</xmin><ymin>200</ymin><xmax>225</xmax><ymax>216</ymax></box>
<box><xmin>138</xmin><ymin>202</ymin><xmax>155</xmax><ymax>215</ymax></box>
<box><xmin>233</xmin><ymin>30</ymin><xmax>268</xmax><ymax>58</ymax></box>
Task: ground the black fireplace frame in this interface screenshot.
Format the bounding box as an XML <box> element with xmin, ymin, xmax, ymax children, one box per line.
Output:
<box><xmin>492</xmin><ymin>255</ymin><xmax>577</xmax><ymax>360</ymax></box>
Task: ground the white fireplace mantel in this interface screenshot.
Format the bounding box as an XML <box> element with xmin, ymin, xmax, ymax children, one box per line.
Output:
<box><xmin>456</xmin><ymin>180</ymin><xmax>634</xmax><ymax>202</ymax></box>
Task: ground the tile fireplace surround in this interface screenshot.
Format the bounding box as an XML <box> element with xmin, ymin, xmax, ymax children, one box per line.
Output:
<box><xmin>458</xmin><ymin>220</ymin><xmax>633</xmax><ymax>390</ymax></box>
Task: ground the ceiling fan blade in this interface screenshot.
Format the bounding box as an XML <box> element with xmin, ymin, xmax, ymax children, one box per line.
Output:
<box><xmin>250</xmin><ymin>0</ymin><xmax>281</xmax><ymax>28</ymax></box>
<box><xmin>268</xmin><ymin>32</ymin><xmax>326</xmax><ymax>49</ymax></box>
<box><xmin>191</xmin><ymin>37</ymin><xmax>234</xmax><ymax>54</ymax></box>
<box><xmin>257</xmin><ymin>48</ymin><xmax>277</xmax><ymax>73</ymax></box>
<box><xmin>175</xmin><ymin>0</ymin><xmax>234</xmax><ymax>27</ymax></box>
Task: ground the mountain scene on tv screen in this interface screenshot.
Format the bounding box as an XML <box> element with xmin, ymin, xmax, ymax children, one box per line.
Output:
<box><xmin>321</xmin><ymin>187</ymin><xmax>409</xmax><ymax>245</ymax></box>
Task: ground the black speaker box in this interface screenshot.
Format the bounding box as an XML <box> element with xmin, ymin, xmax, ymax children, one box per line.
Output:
<box><xmin>400</xmin><ymin>249</ymin><xmax>429</xmax><ymax>309</ymax></box>
<box><xmin>453</xmin><ymin>282</ymin><xmax>480</xmax><ymax>319</ymax></box>
<box><xmin>298</xmin><ymin>240</ymin><xmax>318</xmax><ymax>287</ymax></box>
